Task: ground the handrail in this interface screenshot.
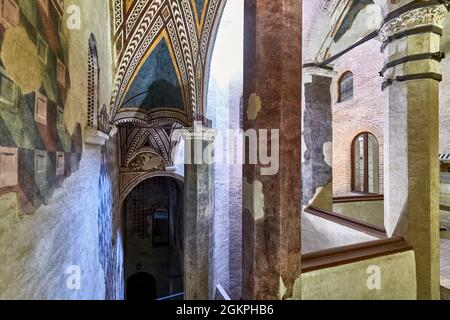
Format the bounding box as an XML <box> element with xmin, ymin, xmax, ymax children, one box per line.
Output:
<box><xmin>333</xmin><ymin>194</ymin><xmax>384</xmax><ymax>204</ymax></box>
<box><xmin>156</xmin><ymin>292</ymin><xmax>184</xmax><ymax>301</ymax></box>
<box><xmin>215</xmin><ymin>284</ymin><xmax>231</xmax><ymax>301</ymax></box>
<box><xmin>302</xmin><ymin>237</ymin><xmax>412</xmax><ymax>273</ymax></box>
<box><xmin>305</xmin><ymin>206</ymin><xmax>387</xmax><ymax>238</ymax></box>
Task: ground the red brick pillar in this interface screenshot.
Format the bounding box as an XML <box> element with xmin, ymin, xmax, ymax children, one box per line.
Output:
<box><xmin>242</xmin><ymin>0</ymin><xmax>302</xmax><ymax>300</ymax></box>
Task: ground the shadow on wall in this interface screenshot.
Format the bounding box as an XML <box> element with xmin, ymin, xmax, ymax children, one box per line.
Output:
<box><xmin>122</xmin><ymin>79</ymin><xmax>183</xmax><ymax>111</ymax></box>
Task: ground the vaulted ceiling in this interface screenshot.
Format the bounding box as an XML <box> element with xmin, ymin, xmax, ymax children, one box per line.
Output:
<box><xmin>110</xmin><ymin>0</ymin><xmax>225</xmax><ymax>127</ymax></box>
<box><xmin>109</xmin><ymin>0</ymin><xmax>226</xmax><ymax>187</ymax></box>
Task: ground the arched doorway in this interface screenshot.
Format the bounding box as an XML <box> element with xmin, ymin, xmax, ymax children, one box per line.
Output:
<box><xmin>124</xmin><ymin>176</ymin><xmax>184</xmax><ymax>300</ymax></box>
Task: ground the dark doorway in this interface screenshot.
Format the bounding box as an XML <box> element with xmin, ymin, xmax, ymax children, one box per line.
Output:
<box><xmin>124</xmin><ymin>176</ymin><xmax>184</xmax><ymax>300</ymax></box>
<box><xmin>126</xmin><ymin>272</ymin><xmax>157</xmax><ymax>300</ymax></box>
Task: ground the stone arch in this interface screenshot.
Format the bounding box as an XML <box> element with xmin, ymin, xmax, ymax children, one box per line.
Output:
<box><xmin>119</xmin><ymin>171</ymin><xmax>184</xmax><ymax>205</ymax></box>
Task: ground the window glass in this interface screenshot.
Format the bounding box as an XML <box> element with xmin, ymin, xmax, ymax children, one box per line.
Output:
<box><xmin>352</xmin><ymin>133</ymin><xmax>379</xmax><ymax>194</ymax></box>
<box><xmin>339</xmin><ymin>72</ymin><xmax>353</xmax><ymax>102</ymax></box>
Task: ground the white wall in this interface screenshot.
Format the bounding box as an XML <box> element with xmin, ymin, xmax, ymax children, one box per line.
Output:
<box><xmin>206</xmin><ymin>0</ymin><xmax>244</xmax><ymax>299</ymax></box>
<box><xmin>302</xmin><ymin>212</ymin><xmax>378</xmax><ymax>254</ymax></box>
<box><xmin>300</xmin><ymin>251</ymin><xmax>417</xmax><ymax>300</ymax></box>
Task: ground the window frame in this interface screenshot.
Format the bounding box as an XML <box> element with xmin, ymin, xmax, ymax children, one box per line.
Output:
<box><xmin>338</xmin><ymin>71</ymin><xmax>354</xmax><ymax>103</ymax></box>
<box><xmin>351</xmin><ymin>132</ymin><xmax>379</xmax><ymax>195</ymax></box>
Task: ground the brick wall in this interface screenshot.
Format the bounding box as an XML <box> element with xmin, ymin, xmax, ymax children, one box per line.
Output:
<box><xmin>331</xmin><ymin>39</ymin><xmax>385</xmax><ymax>196</ymax></box>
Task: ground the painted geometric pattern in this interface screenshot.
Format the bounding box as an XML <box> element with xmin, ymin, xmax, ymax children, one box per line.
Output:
<box><xmin>110</xmin><ymin>0</ymin><xmax>225</xmax><ymax>123</ymax></box>
<box><xmin>0</xmin><ymin>1</ymin><xmax>82</xmax><ymax>213</ymax></box>
<box><xmin>110</xmin><ymin>0</ymin><xmax>225</xmax><ymax>172</ymax></box>
<box><xmin>122</xmin><ymin>37</ymin><xmax>184</xmax><ymax>111</ymax></box>
<box><xmin>194</xmin><ymin>0</ymin><xmax>206</xmax><ymax>22</ymax></box>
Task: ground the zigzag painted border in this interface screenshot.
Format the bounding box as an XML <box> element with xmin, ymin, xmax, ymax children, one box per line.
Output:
<box><xmin>181</xmin><ymin>0</ymin><xmax>199</xmax><ymax>59</ymax></box>
<box><xmin>200</xmin><ymin>0</ymin><xmax>221</xmax><ymax>61</ymax></box>
<box><xmin>169</xmin><ymin>0</ymin><xmax>197</xmax><ymax>116</ymax></box>
<box><xmin>111</xmin><ymin>14</ymin><xmax>164</xmax><ymax>118</ymax></box>
<box><xmin>167</xmin><ymin>19</ymin><xmax>190</xmax><ymax>109</ymax></box>
<box><xmin>113</xmin><ymin>0</ymin><xmax>123</xmax><ymax>32</ymax></box>
<box><xmin>111</xmin><ymin>0</ymin><xmax>226</xmax><ymax>168</ymax></box>
<box><xmin>126</xmin><ymin>0</ymin><xmax>153</xmax><ymax>36</ymax></box>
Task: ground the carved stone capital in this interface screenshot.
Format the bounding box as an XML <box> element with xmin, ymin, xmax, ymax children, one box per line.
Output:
<box><xmin>379</xmin><ymin>5</ymin><xmax>448</xmax><ymax>41</ymax></box>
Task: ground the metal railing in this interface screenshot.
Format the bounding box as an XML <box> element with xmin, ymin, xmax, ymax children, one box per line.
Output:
<box><xmin>156</xmin><ymin>292</ymin><xmax>184</xmax><ymax>301</ymax></box>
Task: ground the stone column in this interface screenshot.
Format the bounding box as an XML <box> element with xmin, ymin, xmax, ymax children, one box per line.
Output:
<box><xmin>242</xmin><ymin>0</ymin><xmax>302</xmax><ymax>300</ymax></box>
<box><xmin>302</xmin><ymin>66</ymin><xmax>335</xmax><ymax>211</ymax></box>
<box><xmin>182</xmin><ymin>123</ymin><xmax>217</xmax><ymax>300</ymax></box>
<box><xmin>379</xmin><ymin>3</ymin><xmax>448</xmax><ymax>300</ymax></box>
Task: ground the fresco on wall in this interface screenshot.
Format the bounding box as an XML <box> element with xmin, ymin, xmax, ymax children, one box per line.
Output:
<box><xmin>194</xmin><ymin>0</ymin><xmax>206</xmax><ymax>22</ymax></box>
<box><xmin>121</xmin><ymin>38</ymin><xmax>184</xmax><ymax>111</ymax></box>
<box><xmin>0</xmin><ymin>0</ymin><xmax>82</xmax><ymax>214</ymax></box>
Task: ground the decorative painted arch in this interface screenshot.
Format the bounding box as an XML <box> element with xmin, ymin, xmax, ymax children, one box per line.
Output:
<box><xmin>87</xmin><ymin>34</ymin><xmax>100</xmax><ymax>129</ymax></box>
<box><xmin>110</xmin><ymin>0</ymin><xmax>226</xmax><ymax>124</ymax></box>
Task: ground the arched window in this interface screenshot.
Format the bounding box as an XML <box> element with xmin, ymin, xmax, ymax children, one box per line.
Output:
<box><xmin>352</xmin><ymin>132</ymin><xmax>379</xmax><ymax>194</ymax></box>
<box><xmin>87</xmin><ymin>34</ymin><xmax>100</xmax><ymax>129</ymax></box>
<box><xmin>98</xmin><ymin>104</ymin><xmax>110</xmax><ymax>134</ymax></box>
<box><xmin>338</xmin><ymin>71</ymin><xmax>353</xmax><ymax>102</ymax></box>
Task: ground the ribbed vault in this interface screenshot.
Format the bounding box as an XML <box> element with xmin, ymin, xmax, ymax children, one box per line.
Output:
<box><xmin>109</xmin><ymin>0</ymin><xmax>226</xmax><ymax>185</ymax></box>
<box><xmin>110</xmin><ymin>0</ymin><xmax>225</xmax><ymax>125</ymax></box>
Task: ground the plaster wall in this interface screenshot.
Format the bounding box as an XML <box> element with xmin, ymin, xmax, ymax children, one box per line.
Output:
<box><xmin>0</xmin><ymin>0</ymin><xmax>120</xmax><ymax>299</ymax></box>
<box><xmin>333</xmin><ymin>200</ymin><xmax>384</xmax><ymax>228</ymax></box>
<box><xmin>441</xmin><ymin>173</ymin><xmax>450</xmax><ymax>208</ymax></box>
<box><xmin>0</xmin><ymin>147</ymin><xmax>109</xmax><ymax>299</ymax></box>
<box><xmin>440</xmin><ymin>17</ymin><xmax>450</xmax><ymax>155</ymax></box>
<box><xmin>302</xmin><ymin>212</ymin><xmax>377</xmax><ymax>254</ymax></box>
<box><xmin>300</xmin><ymin>251</ymin><xmax>417</xmax><ymax>300</ymax></box>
